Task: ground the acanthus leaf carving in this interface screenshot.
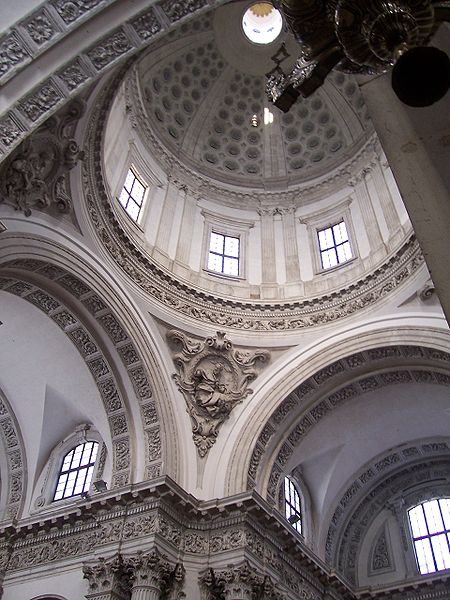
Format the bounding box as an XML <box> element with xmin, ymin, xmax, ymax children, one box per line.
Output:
<box><xmin>168</xmin><ymin>330</ymin><xmax>269</xmax><ymax>457</ymax></box>
<box><xmin>83</xmin><ymin>554</ymin><xmax>132</xmax><ymax>600</ymax></box>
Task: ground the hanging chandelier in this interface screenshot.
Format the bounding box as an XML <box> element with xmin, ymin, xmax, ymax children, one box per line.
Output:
<box><xmin>267</xmin><ymin>0</ymin><xmax>450</xmax><ymax>109</ymax></box>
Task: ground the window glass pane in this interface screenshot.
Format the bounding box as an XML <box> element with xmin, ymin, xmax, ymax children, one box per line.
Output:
<box><xmin>71</xmin><ymin>449</ymin><xmax>82</xmax><ymax>469</ymax></box>
<box><xmin>415</xmin><ymin>538</ymin><xmax>435</xmax><ymax>574</ymax></box>
<box><xmin>208</xmin><ymin>253</ymin><xmax>223</xmax><ymax>273</ymax></box>
<box><xmin>210</xmin><ymin>233</ymin><xmax>224</xmax><ymax>253</ymax></box>
<box><xmin>118</xmin><ymin>169</ymin><xmax>147</xmax><ymax>222</ymax></box>
<box><xmin>62</xmin><ymin>451</ymin><xmax>73</xmax><ymax>471</ymax></box>
<box><xmin>224</xmin><ymin>236</ymin><xmax>239</xmax><ymax>258</ymax></box>
<box><xmin>440</xmin><ymin>499</ymin><xmax>450</xmax><ymax>529</ymax></box>
<box><xmin>80</xmin><ymin>443</ymin><xmax>92</xmax><ymax>466</ymax></box>
<box><xmin>126</xmin><ymin>200</ymin><xmax>140</xmax><ymax>221</ymax></box>
<box><xmin>322</xmin><ymin>249</ymin><xmax>338</xmax><ymax>269</ymax></box>
<box><xmin>318</xmin><ymin>227</ymin><xmax>333</xmax><ymax>250</ymax></box>
<box><xmin>333</xmin><ymin>221</ymin><xmax>348</xmax><ymax>244</ymax></box>
<box><xmin>91</xmin><ymin>444</ymin><xmax>99</xmax><ymax>462</ymax></box>
<box><xmin>284</xmin><ymin>478</ymin><xmax>302</xmax><ymax>535</ymax></box>
<box><xmin>74</xmin><ymin>467</ymin><xmax>87</xmax><ymax>494</ymax></box>
<box><xmin>319</xmin><ymin>221</ymin><xmax>352</xmax><ymax>269</ymax></box>
<box><xmin>409</xmin><ymin>499</ymin><xmax>450</xmax><ymax>576</ymax></box>
<box><xmin>85</xmin><ymin>466</ymin><xmax>95</xmax><ymax>492</ymax></box>
<box><xmin>336</xmin><ymin>242</ymin><xmax>352</xmax><ymax>264</ymax></box>
<box><xmin>409</xmin><ymin>505</ymin><xmax>428</xmax><ymax>538</ymax></box>
<box><xmin>119</xmin><ymin>189</ymin><xmax>129</xmax><ymax>207</ymax></box>
<box><xmin>123</xmin><ymin>170</ymin><xmax>135</xmax><ymax>192</ymax></box>
<box><xmin>431</xmin><ymin>534</ymin><xmax>450</xmax><ymax>571</ymax></box>
<box><xmin>424</xmin><ymin>500</ymin><xmax>444</xmax><ymax>534</ymax></box>
<box><xmin>131</xmin><ymin>180</ymin><xmax>145</xmax><ymax>204</ymax></box>
<box><xmin>223</xmin><ymin>257</ymin><xmax>239</xmax><ymax>276</ymax></box>
<box><xmin>53</xmin><ymin>442</ymin><xmax>99</xmax><ymax>501</ymax></box>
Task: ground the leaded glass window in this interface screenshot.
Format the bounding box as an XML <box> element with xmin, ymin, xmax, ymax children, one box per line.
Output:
<box><xmin>284</xmin><ymin>477</ymin><xmax>302</xmax><ymax>534</ymax></box>
<box><xmin>118</xmin><ymin>168</ymin><xmax>147</xmax><ymax>222</ymax></box>
<box><xmin>317</xmin><ymin>220</ymin><xmax>352</xmax><ymax>269</ymax></box>
<box><xmin>408</xmin><ymin>498</ymin><xmax>450</xmax><ymax>574</ymax></box>
<box><xmin>208</xmin><ymin>232</ymin><xmax>240</xmax><ymax>276</ymax></box>
<box><xmin>53</xmin><ymin>441</ymin><xmax>99</xmax><ymax>501</ymax></box>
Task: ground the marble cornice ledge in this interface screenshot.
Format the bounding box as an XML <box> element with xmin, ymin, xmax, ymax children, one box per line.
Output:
<box><xmin>0</xmin><ymin>476</ymin><xmax>351</xmax><ymax>596</ymax></box>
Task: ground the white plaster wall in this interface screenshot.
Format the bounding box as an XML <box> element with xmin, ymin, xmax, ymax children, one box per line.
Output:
<box><xmin>3</xmin><ymin>563</ymin><xmax>86</xmax><ymax>600</ymax></box>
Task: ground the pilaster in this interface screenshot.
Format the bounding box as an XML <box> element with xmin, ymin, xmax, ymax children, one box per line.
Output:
<box><xmin>349</xmin><ymin>171</ymin><xmax>385</xmax><ymax>258</ymax></box>
<box><xmin>278</xmin><ymin>207</ymin><xmax>301</xmax><ymax>282</ymax></box>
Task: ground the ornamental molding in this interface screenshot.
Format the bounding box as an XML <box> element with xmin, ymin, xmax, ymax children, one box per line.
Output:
<box><xmin>0</xmin><ymin>258</ymin><xmax>163</xmax><ymax>486</ymax></box>
<box><xmin>81</xmin><ymin>71</ymin><xmax>424</xmax><ymax>332</ymax></box>
<box><xmin>1</xmin><ymin>478</ymin><xmax>348</xmax><ymax>599</ymax></box>
<box><xmin>324</xmin><ymin>438</ymin><xmax>450</xmax><ymax>584</ymax></box>
<box><xmin>0</xmin><ymin>99</ymin><xmax>84</xmax><ymax>216</ymax></box>
<box><xmin>3</xmin><ymin>477</ymin><xmax>449</xmax><ymax>597</ymax></box>
<box><xmin>167</xmin><ymin>330</ymin><xmax>269</xmax><ymax>457</ymax></box>
<box><xmin>246</xmin><ymin>345</ymin><xmax>450</xmax><ymax>496</ymax></box>
<box><xmin>0</xmin><ymin>389</ymin><xmax>26</xmax><ymax>523</ymax></box>
<box><xmin>0</xmin><ymin>1</ymin><xmax>227</xmax><ymax>159</ymax></box>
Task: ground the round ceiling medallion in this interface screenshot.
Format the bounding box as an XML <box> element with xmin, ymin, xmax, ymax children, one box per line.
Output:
<box><xmin>242</xmin><ymin>2</ymin><xmax>283</xmax><ymax>45</ymax></box>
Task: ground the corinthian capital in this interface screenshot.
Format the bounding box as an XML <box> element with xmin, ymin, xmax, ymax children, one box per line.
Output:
<box><xmin>83</xmin><ymin>554</ymin><xmax>132</xmax><ymax>600</ymax></box>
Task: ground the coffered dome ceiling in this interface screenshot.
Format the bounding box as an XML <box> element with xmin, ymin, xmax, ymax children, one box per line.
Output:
<box><xmin>135</xmin><ymin>1</ymin><xmax>373</xmax><ymax>188</ymax></box>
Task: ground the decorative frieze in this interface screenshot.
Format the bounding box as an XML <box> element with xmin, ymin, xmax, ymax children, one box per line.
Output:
<box><xmin>167</xmin><ymin>330</ymin><xmax>269</xmax><ymax>457</ymax></box>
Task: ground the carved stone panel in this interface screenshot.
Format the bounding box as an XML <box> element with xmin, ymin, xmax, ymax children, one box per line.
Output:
<box><xmin>167</xmin><ymin>330</ymin><xmax>269</xmax><ymax>457</ymax></box>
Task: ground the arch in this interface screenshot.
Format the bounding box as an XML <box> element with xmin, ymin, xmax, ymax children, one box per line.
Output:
<box><xmin>222</xmin><ymin>323</ymin><xmax>450</xmax><ymax>498</ymax></box>
<box><xmin>325</xmin><ymin>439</ymin><xmax>450</xmax><ymax>584</ymax></box>
<box><xmin>0</xmin><ymin>254</ymin><xmax>169</xmax><ymax>487</ymax></box>
<box><xmin>0</xmin><ymin>388</ymin><xmax>26</xmax><ymax>520</ymax></box>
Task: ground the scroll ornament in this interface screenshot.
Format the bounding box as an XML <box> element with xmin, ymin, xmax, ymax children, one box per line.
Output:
<box><xmin>167</xmin><ymin>330</ymin><xmax>270</xmax><ymax>457</ymax></box>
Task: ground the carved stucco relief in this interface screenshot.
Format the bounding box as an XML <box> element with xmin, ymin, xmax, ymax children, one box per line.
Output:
<box><xmin>0</xmin><ymin>99</ymin><xmax>84</xmax><ymax>216</ymax></box>
<box><xmin>167</xmin><ymin>330</ymin><xmax>269</xmax><ymax>457</ymax></box>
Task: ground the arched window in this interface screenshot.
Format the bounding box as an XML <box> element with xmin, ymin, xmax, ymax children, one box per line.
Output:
<box><xmin>284</xmin><ymin>477</ymin><xmax>302</xmax><ymax>534</ymax></box>
<box><xmin>408</xmin><ymin>498</ymin><xmax>450</xmax><ymax>574</ymax></box>
<box><xmin>53</xmin><ymin>441</ymin><xmax>99</xmax><ymax>501</ymax></box>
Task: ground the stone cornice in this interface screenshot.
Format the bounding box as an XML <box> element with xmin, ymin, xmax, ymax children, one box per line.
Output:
<box><xmin>0</xmin><ymin>476</ymin><xmax>351</xmax><ymax>598</ymax></box>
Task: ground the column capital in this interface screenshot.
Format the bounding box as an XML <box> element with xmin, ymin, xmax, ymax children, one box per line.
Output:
<box><xmin>126</xmin><ymin>549</ymin><xmax>170</xmax><ymax>590</ymax></box>
<box><xmin>83</xmin><ymin>554</ymin><xmax>132</xmax><ymax>600</ymax></box>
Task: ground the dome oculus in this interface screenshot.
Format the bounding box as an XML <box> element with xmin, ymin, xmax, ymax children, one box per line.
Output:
<box><xmin>242</xmin><ymin>2</ymin><xmax>283</xmax><ymax>45</ymax></box>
